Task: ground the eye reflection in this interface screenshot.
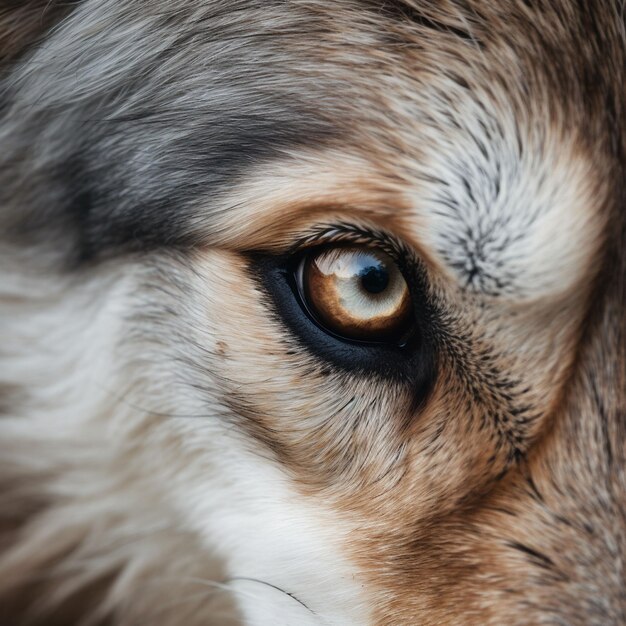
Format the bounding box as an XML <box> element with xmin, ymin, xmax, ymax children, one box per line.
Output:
<box><xmin>299</xmin><ymin>245</ymin><xmax>413</xmax><ymax>342</ymax></box>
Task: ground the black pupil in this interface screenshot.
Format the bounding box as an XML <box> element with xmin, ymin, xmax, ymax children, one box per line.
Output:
<box><xmin>359</xmin><ymin>261</ymin><xmax>389</xmax><ymax>294</ymax></box>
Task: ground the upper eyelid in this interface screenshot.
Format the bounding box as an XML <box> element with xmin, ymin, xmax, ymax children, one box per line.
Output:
<box><xmin>288</xmin><ymin>222</ymin><xmax>416</xmax><ymax>267</ymax></box>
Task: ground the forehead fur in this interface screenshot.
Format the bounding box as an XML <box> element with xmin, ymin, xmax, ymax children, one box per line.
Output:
<box><xmin>0</xmin><ymin>1</ymin><xmax>622</xmax><ymax>274</ymax></box>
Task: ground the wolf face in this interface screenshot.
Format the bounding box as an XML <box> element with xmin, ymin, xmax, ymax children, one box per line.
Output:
<box><xmin>0</xmin><ymin>1</ymin><xmax>624</xmax><ymax>624</ymax></box>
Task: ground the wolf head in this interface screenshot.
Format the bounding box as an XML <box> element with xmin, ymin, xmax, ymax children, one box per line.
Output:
<box><xmin>0</xmin><ymin>1</ymin><xmax>624</xmax><ymax>624</ymax></box>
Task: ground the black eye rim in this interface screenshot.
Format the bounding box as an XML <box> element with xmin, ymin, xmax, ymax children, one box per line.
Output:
<box><xmin>294</xmin><ymin>245</ymin><xmax>414</xmax><ymax>347</ymax></box>
<box><xmin>247</xmin><ymin>226</ymin><xmax>438</xmax><ymax>389</ymax></box>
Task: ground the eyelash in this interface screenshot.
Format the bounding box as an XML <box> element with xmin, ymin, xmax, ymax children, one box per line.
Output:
<box><xmin>288</xmin><ymin>224</ymin><xmax>409</xmax><ymax>266</ymax></box>
<box><xmin>249</xmin><ymin>224</ymin><xmax>437</xmax><ymax>393</ymax></box>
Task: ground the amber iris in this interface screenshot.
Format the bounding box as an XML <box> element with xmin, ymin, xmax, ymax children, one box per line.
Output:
<box><xmin>300</xmin><ymin>245</ymin><xmax>413</xmax><ymax>342</ymax></box>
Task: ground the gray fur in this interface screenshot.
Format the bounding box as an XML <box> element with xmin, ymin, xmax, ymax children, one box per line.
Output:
<box><xmin>0</xmin><ymin>1</ymin><xmax>338</xmax><ymax>260</ymax></box>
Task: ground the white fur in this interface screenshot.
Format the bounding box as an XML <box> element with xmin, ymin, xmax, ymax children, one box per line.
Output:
<box><xmin>0</xmin><ymin>249</ymin><xmax>370</xmax><ymax>625</ymax></box>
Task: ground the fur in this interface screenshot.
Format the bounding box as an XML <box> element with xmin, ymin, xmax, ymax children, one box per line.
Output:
<box><xmin>0</xmin><ymin>1</ymin><xmax>624</xmax><ymax>624</ymax></box>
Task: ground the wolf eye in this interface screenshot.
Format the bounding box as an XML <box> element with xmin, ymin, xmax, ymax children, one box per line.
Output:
<box><xmin>253</xmin><ymin>229</ymin><xmax>434</xmax><ymax>382</ymax></box>
<box><xmin>297</xmin><ymin>246</ymin><xmax>413</xmax><ymax>343</ymax></box>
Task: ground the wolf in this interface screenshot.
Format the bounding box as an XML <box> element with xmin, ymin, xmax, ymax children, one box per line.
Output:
<box><xmin>0</xmin><ymin>1</ymin><xmax>624</xmax><ymax>624</ymax></box>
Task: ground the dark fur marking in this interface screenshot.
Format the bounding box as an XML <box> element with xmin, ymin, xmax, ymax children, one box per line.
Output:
<box><xmin>506</xmin><ymin>541</ymin><xmax>557</xmax><ymax>572</ymax></box>
<box><xmin>0</xmin><ymin>0</ymin><xmax>76</xmax><ymax>65</ymax></box>
<box><xmin>9</xmin><ymin>107</ymin><xmax>335</xmax><ymax>263</ymax></box>
<box><xmin>376</xmin><ymin>1</ymin><xmax>479</xmax><ymax>44</ymax></box>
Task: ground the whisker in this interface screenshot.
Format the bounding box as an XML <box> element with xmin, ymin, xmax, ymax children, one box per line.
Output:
<box><xmin>226</xmin><ymin>576</ymin><xmax>316</xmax><ymax>615</ymax></box>
<box><xmin>95</xmin><ymin>382</ymin><xmax>215</xmax><ymax>419</ymax></box>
